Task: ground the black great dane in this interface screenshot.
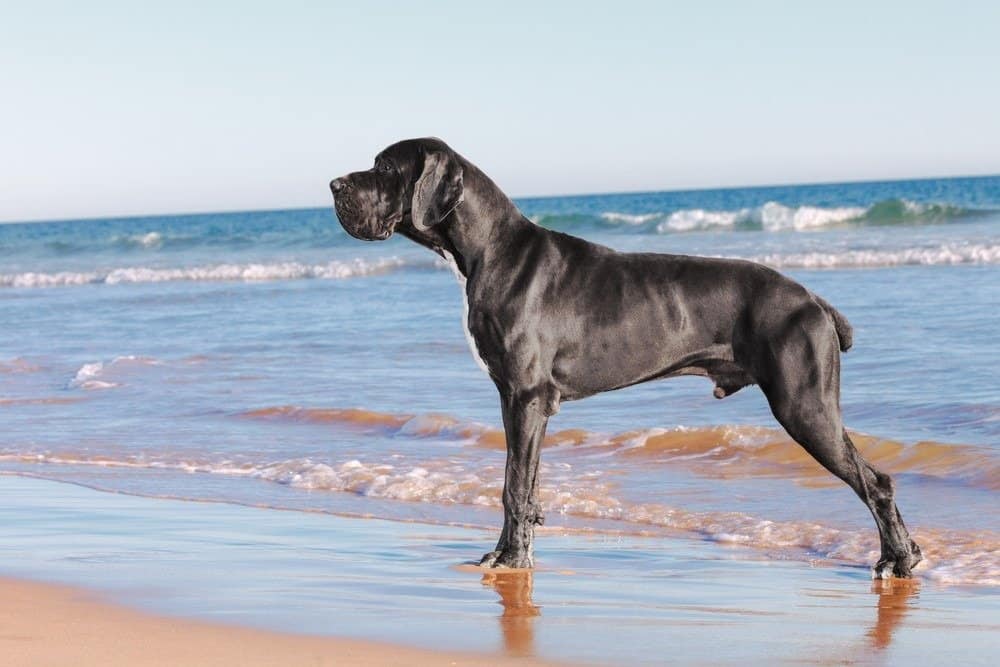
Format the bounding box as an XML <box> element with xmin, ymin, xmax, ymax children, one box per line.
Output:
<box><xmin>330</xmin><ymin>138</ymin><xmax>922</xmax><ymax>579</ymax></box>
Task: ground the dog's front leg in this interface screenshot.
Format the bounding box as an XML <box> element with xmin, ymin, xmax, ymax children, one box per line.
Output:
<box><xmin>480</xmin><ymin>390</ymin><xmax>549</xmax><ymax>569</ymax></box>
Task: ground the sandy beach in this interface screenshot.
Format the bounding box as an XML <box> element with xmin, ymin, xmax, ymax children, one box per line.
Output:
<box><xmin>1</xmin><ymin>475</ymin><xmax>997</xmax><ymax>665</ymax></box>
<box><xmin>0</xmin><ymin>576</ymin><xmax>556</xmax><ymax>666</ymax></box>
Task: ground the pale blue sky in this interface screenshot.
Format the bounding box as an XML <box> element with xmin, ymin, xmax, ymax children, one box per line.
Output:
<box><xmin>2</xmin><ymin>1</ymin><xmax>998</xmax><ymax>222</ymax></box>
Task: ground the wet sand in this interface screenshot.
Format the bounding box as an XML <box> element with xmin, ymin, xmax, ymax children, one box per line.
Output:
<box><xmin>0</xmin><ymin>576</ymin><xmax>553</xmax><ymax>666</ymax></box>
<box><xmin>1</xmin><ymin>475</ymin><xmax>997</xmax><ymax>665</ymax></box>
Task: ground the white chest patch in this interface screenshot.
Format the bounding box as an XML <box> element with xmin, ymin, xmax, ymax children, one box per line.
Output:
<box><xmin>440</xmin><ymin>249</ymin><xmax>492</xmax><ymax>377</ymax></box>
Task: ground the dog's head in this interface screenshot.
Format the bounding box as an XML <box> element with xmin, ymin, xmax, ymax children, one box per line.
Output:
<box><xmin>330</xmin><ymin>138</ymin><xmax>465</xmax><ymax>241</ymax></box>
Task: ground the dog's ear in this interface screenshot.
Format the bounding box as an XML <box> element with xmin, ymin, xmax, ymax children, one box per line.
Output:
<box><xmin>411</xmin><ymin>149</ymin><xmax>464</xmax><ymax>230</ymax></box>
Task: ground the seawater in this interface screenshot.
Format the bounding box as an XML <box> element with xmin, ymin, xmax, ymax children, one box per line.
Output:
<box><xmin>1</xmin><ymin>175</ymin><xmax>998</xmax><ymax>586</ymax></box>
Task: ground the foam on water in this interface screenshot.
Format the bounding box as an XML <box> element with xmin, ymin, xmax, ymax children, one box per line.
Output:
<box><xmin>0</xmin><ymin>257</ymin><xmax>410</xmax><ymax>288</ymax></box>
<box><xmin>748</xmin><ymin>243</ymin><xmax>1000</xmax><ymax>269</ymax></box>
<box><xmin>68</xmin><ymin>362</ymin><xmax>118</xmax><ymax>390</ymax></box>
<box><xmin>650</xmin><ymin>202</ymin><xmax>868</xmax><ymax>232</ymax></box>
<box><xmin>113</xmin><ymin>231</ymin><xmax>164</xmax><ymax>248</ymax></box>
<box><xmin>2</xmin><ymin>450</ymin><xmax>996</xmax><ymax>585</ymax></box>
<box><xmin>599</xmin><ymin>212</ymin><xmax>663</xmax><ymax>225</ymax></box>
<box><xmin>2</xmin><ymin>236</ymin><xmax>998</xmax><ymax>292</ymax></box>
<box><xmin>591</xmin><ymin>199</ymin><xmax>982</xmax><ymax>233</ymax></box>
<box><xmin>68</xmin><ymin>355</ymin><xmax>162</xmax><ymax>390</ymax></box>
<box><xmin>753</xmin><ymin>201</ymin><xmax>869</xmax><ymax>231</ymax></box>
<box><xmin>241</xmin><ymin>406</ymin><xmax>1000</xmax><ymax>490</ymax></box>
<box><xmin>655</xmin><ymin>207</ymin><xmax>752</xmax><ymax>231</ymax></box>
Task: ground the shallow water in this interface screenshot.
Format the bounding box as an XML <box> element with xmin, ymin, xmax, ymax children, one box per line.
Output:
<box><xmin>2</xmin><ymin>476</ymin><xmax>998</xmax><ymax>665</ymax></box>
<box><xmin>2</xmin><ymin>175</ymin><xmax>998</xmax><ymax>586</ymax></box>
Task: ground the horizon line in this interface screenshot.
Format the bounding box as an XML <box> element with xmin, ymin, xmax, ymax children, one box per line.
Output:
<box><xmin>3</xmin><ymin>170</ymin><xmax>998</xmax><ymax>226</ymax></box>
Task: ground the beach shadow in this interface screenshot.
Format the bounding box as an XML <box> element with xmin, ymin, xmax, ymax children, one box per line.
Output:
<box><xmin>481</xmin><ymin>570</ymin><xmax>540</xmax><ymax>657</ymax></box>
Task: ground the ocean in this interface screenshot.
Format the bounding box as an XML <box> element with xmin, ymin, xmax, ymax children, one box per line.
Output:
<box><xmin>2</xmin><ymin>175</ymin><xmax>998</xmax><ymax>587</ymax></box>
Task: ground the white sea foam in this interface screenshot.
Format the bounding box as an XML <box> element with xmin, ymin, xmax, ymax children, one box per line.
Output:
<box><xmin>4</xmin><ymin>450</ymin><xmax>996</xmax><ymax>585</ymax></box>
<box><xmin>658</xmin><ymin>208</ymin><xmax>749</xmax><ymax>231</ymax></box>
<box><xmin>600</xmin><ymin>212</ymin><xmax>662</xmax><ymax>225</ymax></box>
<box><xmin>0</xmin><ymin>257</ymin><xmax>409</xmax><ymax>288</ymax></box>
<box><xmin>68</xmin><ymin>355</ymin><xmax>161</xmax><ymax>390</ymax></box>
<box><xmin>651</xmin><ymin>201</ymin><xmax>869</xmax><ymax>233</ymax></box>
<box><xmin>599</xmin><ymin>198</ymin><xmax>980</xmax><ymax>234</ymax></box>
<box><xmin>748</xmin><ymin>243</ymin><xmax>1000</xmax><ymax>269</ymax></box>
<box><xmin>599</xmin><ymin>202</ymin><xmax>870</xmax><ymax>233</ymax></box>
<box><xmin>68</xmin><ymin>362</ymin><xmax>118</xmax><ymax>390</ymax></box>
<box><xmin>116</xmin><ymin>231</ymin><xmax>163</xmax><ymax>248</ymax></box>
<box><xmin>755</xmin><ymin>202</ymin><xmax>868</xmax><ymax>231</ymax></box>
<box><xmin>547</xmin><ymin>198</ymin><xmax>974</xmax><ymax>233</ymax></box>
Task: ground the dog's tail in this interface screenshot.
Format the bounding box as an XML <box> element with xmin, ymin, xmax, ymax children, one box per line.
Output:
<box><xmin>813</xmin><ymin>294</ymin><xmax>854</xmax><ymax>352</ymax></box>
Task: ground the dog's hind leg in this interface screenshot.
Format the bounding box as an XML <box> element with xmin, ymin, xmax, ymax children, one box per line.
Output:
<box><xmin>756</xmin><ymin>307</ymin><xmax>921</xmax><ymax>578</ymax></box>
<box><xmin>480</xmin><ymin>389</ymin><xmax>549</xmax><ymax>569</ymax></box>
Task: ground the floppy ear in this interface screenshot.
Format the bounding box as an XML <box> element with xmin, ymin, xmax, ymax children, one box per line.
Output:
<box><xmin>411</xmin><ymin>150</ymin><xmax>464</xmax><ymax>231</ymax></box>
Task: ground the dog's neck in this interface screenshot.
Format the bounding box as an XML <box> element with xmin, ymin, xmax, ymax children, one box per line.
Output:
<box><xmin>403</xmin><ymin>159</ymin><xmax>531</xmax><ymax>279</ymax></box>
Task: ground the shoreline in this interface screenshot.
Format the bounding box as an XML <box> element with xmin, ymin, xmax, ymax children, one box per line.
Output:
<box><xmin>0</xmin><ymin>575</ymin><xmax>552</xmax><ymax>666</ymax></box>
<box><xmin>1</xmin><ymin>474</ymin><xmax>997</xmax><ymax>665</ymax></box>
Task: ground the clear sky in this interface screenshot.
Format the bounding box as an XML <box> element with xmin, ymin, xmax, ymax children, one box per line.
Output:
<box><xmin>2</xmin><ymin>1</ymin><xmax>998</xmax><ymax>222</ymax></box>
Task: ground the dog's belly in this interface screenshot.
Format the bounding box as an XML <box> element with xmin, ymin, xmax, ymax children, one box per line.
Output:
<box><xmin>552</xmin><ymin>332</ymin><xmax>740</xmax><ymax>400</ymax></box>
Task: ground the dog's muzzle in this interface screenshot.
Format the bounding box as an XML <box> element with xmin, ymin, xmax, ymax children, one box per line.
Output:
<box><xmin>330</xmin><ymin>178</ymin><xmax>395</xmax><ymax>241</ymax></box>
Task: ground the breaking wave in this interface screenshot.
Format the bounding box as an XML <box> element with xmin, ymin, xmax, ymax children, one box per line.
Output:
<box><xmin>68</xmin><ymin>355</ymin><xmax>162</xmax><ymax>390</ymax></box>
<box><xmin>112</xmin><ymin>231</ymin><xmax>168</xmax><ymax>248</ymax></box>
<box><xmin>2</xmin><ymin>445</ymin><xmax>996</xmax><ymax>586</ymax></box>
<box><xmin>0</xmin><ymin>257</ymin><xmax>412</xmax><ymax>288</ymax></box>
<box><xmin>531</xmin><ymin>199</ymin><xmax>984</xmax><ymax>233</ymax></box>
<box><xmin>242</xmin><ymin>406</ymin><xmax>1000</xmax><ymax>490</ymax></box>
<box><xmin>4</xmin><ymin>240</ymin><xmax>997</xmax><ymax>291</ymax></box>
<box><xmin>746</xmin><ymin>243</ymin><xmax>1000</xmax><ymax>269</ymax></box>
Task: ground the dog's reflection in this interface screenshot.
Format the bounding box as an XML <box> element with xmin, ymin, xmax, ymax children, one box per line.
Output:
<box><xmin>867</xmin><ymin>577</ymin><xmax>919</xmax><ymax>650</ymax></box>
<box><xmin>481</xmin><ymin>570</ymin><xmax>540</xmax><ymax>656</ymax></box>
<box><xmin>481</xmin><ymin>569</ymin><xmax>918</xmax><ymax>659</ymax></box>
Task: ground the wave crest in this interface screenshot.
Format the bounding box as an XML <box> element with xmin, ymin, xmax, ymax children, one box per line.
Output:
<box><xmin>748</xmin><ymin>243</ymin><xmax>1000</xmax><ymax>269</ymax></box>
<box><xmin>241</xmin><ymin>406</ymin><xmax>1000</xmax><ymax>490</ymax></box>
<box><xmin>112</xmin><ymin>231</ymin><xmax>165</xmax><ymax>248</ymax></box>
<box><xmin>68</xmin><ymin>355</ymin><xmax>162</xmax><ymax>390</ymax></box>
<box><xmin>0</xmin><ymin>257</ymin><xmax>410</xmax><ymax>289</ymax></box>
<box><xmin>584</xmin><ymin>198</ymin><xmax>983</xmax><ymax>233</ymax></box>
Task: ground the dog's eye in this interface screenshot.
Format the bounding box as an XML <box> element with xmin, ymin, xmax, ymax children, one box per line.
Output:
<box><xmin>377</xmin><ymin>162</ymin><xmax>392</xmax><ymax>174</ymax></box>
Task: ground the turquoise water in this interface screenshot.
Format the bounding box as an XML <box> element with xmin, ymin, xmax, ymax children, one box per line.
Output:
<box><xmin>2</xmin><ymin>175</ymin><xmax>998</xmax><ymax>585</ymax></box>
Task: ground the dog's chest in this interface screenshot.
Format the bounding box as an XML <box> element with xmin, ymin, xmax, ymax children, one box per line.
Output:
<box><xmin>440</xmin><ymin>250</ymin><xmax>492</xmax><ymax>377</ymax></box>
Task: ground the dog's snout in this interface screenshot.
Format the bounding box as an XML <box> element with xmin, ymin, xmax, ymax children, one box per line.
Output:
<box><xmin>330</xmin><ymin>178</ymin><xmax>347</xmax><ymax>194</ymax></box>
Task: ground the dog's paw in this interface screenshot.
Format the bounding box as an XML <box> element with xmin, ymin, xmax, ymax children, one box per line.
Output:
<box><xmin>479</xmin><ymin>549</ymin><xmax>533</xmax><ymax>569</ymax></box>
<box><xmin>872</xmin><ymin>557</ymin><xmax>916</xmax><ymax>579</ymax></box>
<box><xmin>479</xmin><ymin>550</ymin><xmax>502</xmax><ymax>567</ymax></box>
<box><xmin>872</xmin><ymin>560</ymin><xmax>897</xmax><ymax>580</ymax></box>
<box><xmin>872</xmin><ymin>541</ymin><xmax>924</xmax><ymax>579</ymax></box>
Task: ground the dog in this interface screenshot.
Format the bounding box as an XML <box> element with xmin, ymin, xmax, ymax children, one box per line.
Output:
<box><xmin>330</xmin><ymin>137</ymin><xmax>922</xmax><ymax>578</ymax></box>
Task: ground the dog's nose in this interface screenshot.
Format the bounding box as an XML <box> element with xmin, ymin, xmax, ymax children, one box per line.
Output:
<box><xmin>330</xmin><ymin>178</ymin><xmax>347</xmax><ymax>194</ymax></box>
